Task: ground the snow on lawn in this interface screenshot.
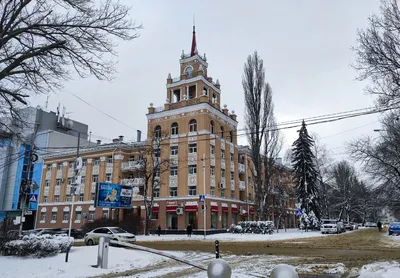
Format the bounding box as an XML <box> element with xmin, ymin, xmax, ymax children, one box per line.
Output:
<box><xmin>0</xmin><ymin>245</ymin><xmax>167</xmax><ymax>278</ymax></box>
<box><xmin>136</xmin><ymin>228</ymin><xmax>350</xmax><ymax>242</ymax></box>
<box><xmin>359</xmin><ymin>261</ymin><xmax>400</xmax><ymax>278</ymax></box>
<box><xmin>383</xmin><ymin>234</ymin><xmax>400</xmax><ymax>247</ymax></box>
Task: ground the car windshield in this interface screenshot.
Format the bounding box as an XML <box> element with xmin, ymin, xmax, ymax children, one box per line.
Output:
<box><xmin>391</xmin><ymin>222</ymin><xmax>400</xmax><ymax>225</ymax></box>
<box><xmin>109</xmin><ymin>227</ymin><xmax>127</xmax><ymax>234</ymax></box>
<box><xmin>323</xmin><ymin>220</ymin><xmax>337</xmax><ymax>224</ymax></box>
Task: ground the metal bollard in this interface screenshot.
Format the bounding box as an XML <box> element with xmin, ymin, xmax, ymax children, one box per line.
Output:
<box><xmin>97</xmin><ymin>237</ymin><xmax>110</xmax><ymax>269</ymax></box>
<box><xmin>215</xmin><ymin>240</ymin><xmax>220</xmax><ymax>259</ymax></box>
<box><xmin>207</xmin><ymin>259</ymin><xmax>231</xmax><ymax>278</ymax></box>
<box><xmin>270</xmin><ymin>264</ymin><xmax>299</xmax><ymax>278</ymax></box>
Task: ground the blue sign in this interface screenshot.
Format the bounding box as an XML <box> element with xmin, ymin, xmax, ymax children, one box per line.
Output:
<box><xmin>295</xmin><ymin>209</ymin><xmax>303</xmax><ymax>217</ymax></box>
<box><xmin>199</xmin><ymin>194</ymin><xmax>205</xmax><ymax>203</ymax></box>
<box><xmin>95</xmin><ymin>182</ymin><xmax>133</xmax><ymax>209</ymax></box>
<box><xmin>29</xmin><ymin>194</ymin><xmax>38</xmax><ymax>203</ymax></box>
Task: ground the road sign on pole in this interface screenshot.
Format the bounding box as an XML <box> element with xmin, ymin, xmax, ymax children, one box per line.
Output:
<box><xmin>29</xmin><ymin>194</ymin><xmax>38</xmax><ymax>203</ymax></box>
<box><xmin>199</xmin><ymin>194</ymin><xmax>205</xmax><ymax>203</ymax></box>
<box><xmin>295</xmin><ymin>209</ymin><xmax>303</xmax><ymax>217</ymax></box>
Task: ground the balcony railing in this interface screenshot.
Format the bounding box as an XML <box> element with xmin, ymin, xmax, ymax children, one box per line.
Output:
<box><xmin>45</xmin><ymin>171</ymin><xmax>51</xmax><ymax>180</ymax></box>
<box><xmin>239</xmin><ymin>181</ymin><xmax>246</xmax><ymax>191</ymax></box>
<box><xmin>56</xmin><ymin>170</ymin><xmax>62</xmax><ymax>179</ymax></box>
<box><xmin>188</xmin><ymin>153</ymin><xmax>197</xmax><ymax>165</ymax></box>
<box><xmin>54</xmin><ymin>186</ymin><xmax>61</xmax><ymax>195</ymax></box>
<box><xmin>169</xmin><ymin>176</ymin><xmax>178</xmax><ymax>187</ymax></box>
<box><xmin>221</xmin><ymin>160</ymin><xmax>225</xmax><ymax>169</ymax></box>
<box><xmin>121</xmin><ymin>161</ymin><xmax>142</xmax><ymax>172</ymax></box>
<box><xmin>188</xmin><ymin>174</ymin><xmax>196</xmax><ymax>186</ymax></box>
<box><xmin>210</xmin><ymin>155</ymin><xmax>215</xmax><ymax>166</ymax></box>
<box><xmin>230</xmin><ymin>162</ymin><xmax>234</xmax><ymax>172</ymax></box>
<box><xmin>93</xmin><ymin>165</ymin><xmax>99</xmax><ymax>175</ymax></box>
<box><xmin>238</xmin><ymin>163</ymin><xmax>245</xmax><ymax>173</ymax></box>
<box><xmin>44</xmin><ymin>187</ymin><xmax>49</xmax><ymax>196</ymax></box>
<box><xmin>230</xmin><ymin>180</ymin><xmax>235</xmax><ymax>190</ymax></box>
<box><xmin>91</xmin><ymin>182</ymin><xmax>97</xmax><ymax>193</ymax></box>
<box><xmin>120</xmin><ymin>178</ymin><xmax>144</xmax><ymax>186</ymax></box>
<box><xmin>210</xmin><ymin>175</ymin><xmax>215</xmax><ymax>187</ymax></box>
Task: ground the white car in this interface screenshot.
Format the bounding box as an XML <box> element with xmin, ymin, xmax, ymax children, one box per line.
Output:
<box><xmin>84</xmin><ymin>227</ymin><xmax>136</xmax><ymax>246</ymax></box>
<box><xmin>321</xmin><ymin>219</ymin><xmax>344</xmax><ymax>234</ymax></box>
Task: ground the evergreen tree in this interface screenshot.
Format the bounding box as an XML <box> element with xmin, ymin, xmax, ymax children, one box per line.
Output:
<box><xmin>291</xmin><ymin>120</ymin><xmax>321</xmax><ymax>219</ymax></box>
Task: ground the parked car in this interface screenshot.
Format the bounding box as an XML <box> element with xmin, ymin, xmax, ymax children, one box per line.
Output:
<box><xmin>320</xmin><ymin>219</ymin><xmax>344</xmax><ymax>234</ymax></box>
<box><xmin>343</xmin><ymin>221</ymin><xmax>352</xmax><ymax>231</ymax></box>
<box><xmin>84</xmin><ymin>227</ymin><xmax>136</xmax><ymax>246</ymax></box>
<box><xmin>388</xmin><ymin>222</ymin><xmax>400</xmax><ymax>236</ymax></box>
<box><xmin>350</xmin><ymin>222</ymin><xmax>359</xmax><ymax>230</ymax></box>
<box><xmin>365</xmin><ymin>222</ymin><xmax>377</xmax><ymax>228</ymax></box>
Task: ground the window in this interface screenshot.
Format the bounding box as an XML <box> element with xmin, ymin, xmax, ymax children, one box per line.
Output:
<box><xmin>221</xmin><ymin>149</ymin><xmax>225</xmax><ymax>159</ymax></box>
<box><xmin>66</xmin><ymin>195</ymin><xmax>72</xmax><ymax>202</ymax></box>
<box><xmin>230</xmin><ymin>131</ymin><xmax>234</xmax><ymax>142</ymax></box>
<box><xmin>230</xmin><ymin>153</ymin><xmax>234</xmax><ymax>161</ymax></box>
<box><xmin>47</xmin><ymin>164</ymin><xmax>52</xmax><ymax>170</ymax></box>
<box><xmin>54</xmin><ymin>195</ymin><xmax>60</xmax><ymax>202</ymax></box>
<box><xmin>170</xmin><ymin>167</ymin><xmax>178</xmax><ymax>176</ymax></box>
<box><xmin>89</xmin><ymin>212</ymin><xmax>95</xmax><ymax>221</ymax></box>
<box><xmin>129</xmin><ymin>156</ymin><xmax>135</xmax><ymax>161</ymax></box>
<box><xmin>154</xmin><ymin>148</ymin><xmax>160</xmax><ymax>158</ymax></box>
<box><xmin>188</xmin><ymin>186</ymin><xmax>196</xmax><ymax>196</ymax></box>
<box><xmin>52</xmin><ymin>212</ymin><xmax>57</xmax><ymax>221</ymax></box>
<box><xmin>43</xmin><ymin>196</ymin><xmax>48</xmax><ymax>203</ymax></box>
<box><xmin>231</xmin><ymin>172</ymin><xmax>234</xmax><ymax>180</ymax></box>
<box><xmin>171</xmin><ymin>146</ymin><xmax>178</xmax><ymax>156</ymax></box>
<box><xmin>69</xmin><ymin>162</ymin><xmax>75</xmax><ymax>169</ymax></box>
<box><xmin>211</xmin><ymin>145</ymin><xmax>215</xmax><ymax>155</ymax></box>
<box><xmin>94</xmin><ymin>158</ymin><xmax>100</xmax><ymax>166</ymax></box>
<box><xmin>79</xmin><ymin>194</ymin><xmax>84</xmax><ymax>202</ymax></box>
<box><xmin>210</xmin><ymin>167</ymin><xmax>215</xmax><ymax>176</ymax></box>
<box><xmin>106</xmin><ymin>173</ymin><xmax>112</xmax><ymax>182</ymax></box>
<box><xmin>220</xmin><ymin>126</ymin><xmax>224</xmax><ymax>138</ymax></box>
<box><xmin>153</xmin><ymin>188</ymin><xmax>160</xmax><ymax>198</ymax></box>
<box><xmin>107</xmin><ymin>156</ymin><xmax>113</xmax><ymax>164</ymax></box>
<box><xmin>210</xmin><ymin>187</ymin><xmax>215</xmax><ymax>196</ymax></box>
<box><xmin>155</xmin><ymin>169</ymin><xmax>160</xmax><ymax>178</ymax></box>
<box><xmin>152</xmin><ymin>212</ymin><xmax>159</xmax><ymax>220</ymax></box>
<box><xmin>45</xmin><ymin>180</ymin><xmax>50</xmax><ymax>187</ymax></box>
<box><xmin>81</xmin><ymin>176</ymin><xmax>86</xmax><ymax>184</ymax></box>
<box><xmin>189</xmin><ymin>143</ymin><xmax>197</xmax><ymax>153</ymax></box>
<box><xmin>63</xmin><ymin>211</ymin><xmax>69</xmax><ymax>221</ymax></box>
<box><xmin>210</xmin><ymin>121</ymin><xmax>214</xmax><ymax>134</ymax></box>
<box><xmin>221</xmin><ymin>169</ymin><xmax>225</xmax><ymax>178</ymax></box>
<box><xmin>221</xmin><ymin>188</ymin><xmax>225</xmax><ymax>198</ymax></box>
<box><xmin>56</xmin><ymin>179</ymin><xmax>61</xmax><ymax>186</ymax></box>
<box><xmin>231</xmin><ymin>190</ymin><xmax>235</xmax><ymax>199</ymax></box>
<box><xmin>171</xmin><ymin>122</ymin><xmax>179</xmax><ymax>135</ymax></box>
<box><xmin>189</xmin><ymin>165</ymin><xmax>197</xmax><ymax>175</ymax></box>
<box><xmin>170</xmin><ymin>188</ymin><xmax>177</xmax><ymax>196</ymax></box>
<box><xmin>67</xmin><ymin>178</ymin><xmax>73</xmax><ymax>185</ymax></box>
<box><xmin>40</xmin><ymin>212</ymin><xmax>46</xmax><ymax>221</ymax></box>
<box><xmin>103</xmin><ymin>210</ymin><xmax>109</xmax><ymax>218</ymax></box>
<box><xmin>92</xmin><ymin>175</ymin><xmax>98</xmax><ymax>183</ymax></box>
<box><xmin>57</xmin><ymin>163</ymin><xmax>62</xmax><ymax>170</ymax></box>
<box><xmin>91</xmin><ymin>193</ymin><xmax>95</xmax><ymax>200</ymax></box>
<box><xmin>75</xmin><ymin>211</ymin><xmax>82</xmax><ymax>221</ymax></box>
<box><xmin>154</xmin><ymin>125</ymin><xmax>161</xmax><ymax>138</ymax></box>
<box><xmin>189</xmin><ymin>119</ymin><xmax>197</xmax><ymax>132</ymax></box>
<box><xmin>82</xmin><ymin>159</ymin><xmax>86</xmax><ymax>167</ymax></box>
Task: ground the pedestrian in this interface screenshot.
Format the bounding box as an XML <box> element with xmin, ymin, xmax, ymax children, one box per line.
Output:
<box><xmin>157</xmin><ymin>225</ymin><xmax>161</xmax><ymax>236</ymax></box>
<box><xmin>377</xmin><ymin>221</ymin><xmax>382</xmax><ymax>232</ymax></box>
<box><xmin>186</xmin><ymin>224</ymin><xmax>192</xmax><ymax>237</ymax></box>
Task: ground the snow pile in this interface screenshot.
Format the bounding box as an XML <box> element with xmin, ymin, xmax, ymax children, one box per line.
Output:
<box><xmin>230</xmin><ymin>221</ymin><xmax>275</xmax><ymax>234</ymax></box>
<box><xmin>359</xmin><ymin>261</ymin><xmax>400</xmax><ymax>278</ymax></box>
<box><xmin>5</xmin><ymin>233</ymin><xmax>73</xmax><ymax>257</ymax></box>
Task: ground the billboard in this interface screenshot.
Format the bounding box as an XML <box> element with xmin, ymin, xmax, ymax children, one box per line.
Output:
<box><xmin>95</xmin><ymin>182</ymin><xmax>133</xmax><ymax>209</ymax></box>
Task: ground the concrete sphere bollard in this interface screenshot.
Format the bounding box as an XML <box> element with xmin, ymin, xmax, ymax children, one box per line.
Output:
<box><xmin>207</xmin><ymin>259</ymin><xmax>232</xmax><ymax>278</ymax></box>
<box><xmin>270</xmin><ymin>264</ymin><xmax>299</xmax><ymax>278</ymax></box>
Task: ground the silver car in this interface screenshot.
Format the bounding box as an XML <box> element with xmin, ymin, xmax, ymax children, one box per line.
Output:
<box><xmin>84</xmin><ymin>227</ymin><xmax>136</xmax><ymax>245</ymax></box>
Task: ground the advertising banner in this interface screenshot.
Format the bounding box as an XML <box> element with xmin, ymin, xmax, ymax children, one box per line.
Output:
<box><xmin>95</xmin><ymin>182</ymin><xmax>133</xmax><ymax>209</ymax></box>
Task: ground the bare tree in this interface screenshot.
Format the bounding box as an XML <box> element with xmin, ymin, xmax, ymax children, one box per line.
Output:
<box><xmin>353</xmin><ymin>0</ymin><xmax>400</xmax><ymax>107</ymax></box>
<box><xmin>311</xmin><ymin>133</ymin><xmax>333</xmax><ymax>218</ymax></box>
<box><xmin>243</xmin><ymin>50</ymin><xmax>281</xmax><ymax>220</ymax></box>
<box><xmin>273</xmin><ymin>167</ymin><xmax>293</xmax><ymax>233</ymax></box>
<box><xmin>0</xmin><ymin>0</ymin><xmax>141</xmax><ymax>136</ymax></box>
<box><xmin>137</xmin><ymin>136</ymin><xmax>169</xmax><ymax>235</ymax></box>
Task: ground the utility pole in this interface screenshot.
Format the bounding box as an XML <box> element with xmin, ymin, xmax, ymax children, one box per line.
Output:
<box><xmin>68</xmin><ymin>132</ymin><xmax>81</xmax><ymax>241</ymax></box>
<box><xmin>202</xmin><ymin>153</ymin><xmax>206</xmax><ymax>239</ymax></box>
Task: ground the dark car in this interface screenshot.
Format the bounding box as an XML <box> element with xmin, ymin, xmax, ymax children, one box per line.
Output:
<box><xmin>388</xmin><ymin>222</ymin><xmax>400</xmax><ymax>236</ymax></box>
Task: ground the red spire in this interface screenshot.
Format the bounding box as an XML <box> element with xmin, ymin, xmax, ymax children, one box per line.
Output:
<box><xmin>190</xmin><ymin>25</ymin><xmax>197</xmax><ymax>56</ymax></box>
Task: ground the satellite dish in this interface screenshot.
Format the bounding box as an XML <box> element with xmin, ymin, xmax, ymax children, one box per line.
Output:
<box><xmin>66</xmin><ymin>120</ymin><xmax>74</xmax><ymax>129</ymax></box>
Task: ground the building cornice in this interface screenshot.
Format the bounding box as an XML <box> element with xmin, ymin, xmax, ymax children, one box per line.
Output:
<box><xmin>179</xmin><ymin>54</ymin><xmax>208</xmax><ymax>68</ymax></box>
<box><xmin>132</xmin><ymin>196</ymin><xmax>255</xmax><ymax>205</ymax></box>
<box><xmin>166</xmin><ymin>75</ymin><xmax>220</xmax><ymax>94</ymax></box>
<box><xmin>146</xmin><ymin>102</ymin><xmax>237</xmax><ymax>128</ymax></box>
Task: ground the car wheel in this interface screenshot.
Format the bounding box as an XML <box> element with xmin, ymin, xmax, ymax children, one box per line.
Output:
<box><xmin>87</xmin><ymin>239</ymin><xmax>94</xmax><ymax>246</ymax></box>
<box><xmin>389</xmin><ymin>232</ymin><xmax>393</xmax><ymax>236</ymax></box>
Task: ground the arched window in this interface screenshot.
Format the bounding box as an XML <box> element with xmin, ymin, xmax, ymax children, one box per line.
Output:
<box><xmin>189</xmin><ymin>119</ymin><xmax>197</xmax><ymax>132</ymax></box>
<box><xmin>230</xmin><ymin>131</ymin><xmax>234</xmax><ymax>143</ymax></box>
<box><xmin>210</xmin><ymin>121</ymin><xmax>214</xmax><ymax>134</ymax></box>
<box><xmin>220</xmin><ymin>126</ymin><xmax>224</xmax><ymax>138</ymax></box>
<box><xmin>184</xmin><ymin>66</ymin><xmax>193</xmax><ymax>78</ymax></box>
<box><xmin>154</xmin><ymin>125</ymin><xmax>161</xmax><ymax>138</ymax></box>
<box><xmin>171</xmin><ymin>122</ymin><xmax>179</xmax><ymax>135</ymax></box>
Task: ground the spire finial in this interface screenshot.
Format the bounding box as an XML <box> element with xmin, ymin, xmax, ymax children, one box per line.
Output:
<box><xmin>190</xmin><ymin>16</ymin><xmax>197</xmax><ymax>56</ymax></box>
<box><xmin>193</xmin><ymin>14</ymin><xmax>195</xmax><ymax>32</ymax></box>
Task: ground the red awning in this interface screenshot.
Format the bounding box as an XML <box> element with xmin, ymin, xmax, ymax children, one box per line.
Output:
<box><xmin>211</xmin><ymin>205</ymin><xmax>219</xmax><ymax>212</ymax></box>
<box><xmin>242</xmin><ymin>212</ymin><xmax>248</xmax><ymax>217</ymax></box>
<box><xmin>222</xmin><ymin>206</ymin><xmax>228</xmax><ymax>213</ymax></box>
<box><xmin>249</xmin><ymin>207</ymin><xmax>255</xmax><ymax>215</ymax></box>
<box><xmin>152</xmin><ymin>206</ymin><xmax>159</xmax><ymax>213</ymax></box>
<box><xmin>232</xmin><ymin>207</ymin><xmax>238</xmax><ymax>214</ymax></box>
<box><xmin>185</xmin><ymin>205</ymin><xmax>198</xmax><ymax>212</ymax></box>
<box><xmin>166</xmin><ymin>205</ymin><xmax>178</xmax><ymax>213</ymax></box>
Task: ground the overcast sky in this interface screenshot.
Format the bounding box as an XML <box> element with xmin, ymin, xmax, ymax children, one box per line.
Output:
<box><xmin>31</xmin><ymin>0</ymin><xmax>382</xmax><ymax>165</ymax></box>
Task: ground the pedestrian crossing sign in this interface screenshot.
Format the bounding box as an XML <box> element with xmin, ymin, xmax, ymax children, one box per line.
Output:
<box><xmin>29</xmin><ymin>194</ymin><xmax>38</xmax><ymax>203</ymax></box>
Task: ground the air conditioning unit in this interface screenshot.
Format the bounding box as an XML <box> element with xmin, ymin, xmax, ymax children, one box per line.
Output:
<box><xmin>176</xmin><ymin>207</ymin><xmax>184</xmax><ymax>215</ymax></box>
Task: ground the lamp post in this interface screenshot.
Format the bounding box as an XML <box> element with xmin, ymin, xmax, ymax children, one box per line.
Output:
<box><xmin>202</xmin><ymin>153</ymin><xmax>206</xmax><ymax>239</ymax></box>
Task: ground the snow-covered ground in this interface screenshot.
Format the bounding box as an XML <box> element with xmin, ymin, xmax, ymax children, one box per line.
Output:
<box><xmin>1</xmin><ymin>244</ymin><xmax>398</xmax><ymax>278</ymax></box>
<box><xmin>135</xmin><ymin>228</ymin><xmax>350</xmax><ymax>242</ymax></box>
<box><xmin>383</xmin><ymin>233</ymin><xmax>400</xmax><ymax>246</ymax></box>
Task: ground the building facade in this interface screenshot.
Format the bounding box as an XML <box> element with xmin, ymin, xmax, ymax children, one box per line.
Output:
<box><xmin>35</xmin><ymin>27</ymin><xmax>297</xmax><ymax>232</ymax></box>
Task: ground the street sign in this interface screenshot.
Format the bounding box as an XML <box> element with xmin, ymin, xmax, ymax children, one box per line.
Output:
<box><xmin>25</xmin><ymin>211</ymin><xmax>33</xmax><ymax>216</ymax></box>
<box><xmin>31</xmin><ymin>182</ymin><xmax>39</xmax><ymax>192</ymax></box>
<box><xmin>199</xmin><ymin>194</ymin><xmax>205</xmax><ymax>203</ymax></box>
<box><xmin>295</xmin><ymin>209</ymin><xmax>303</xmax><ymax>217</ymax></box>
<box><xmin>29</xmin><ymin>194</ymin><xmax>38</xmax><ymax>203</ymax></box>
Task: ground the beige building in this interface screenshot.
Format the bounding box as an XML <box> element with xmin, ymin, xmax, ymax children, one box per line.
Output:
<box><xmin>36</xmin><ymin>27</ymin><xmax>297</xmax><ymax>232</ymax></box>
